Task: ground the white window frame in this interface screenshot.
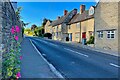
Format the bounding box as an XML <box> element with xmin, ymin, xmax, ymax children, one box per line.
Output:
<box><xmin>76</xmin><ymin>23</ymin><xmax>80</xmax><ymax>28</ymax></box>
<box><xmin>98</xmin><ymin>31</ymin><xmax>103</xmax><ymax>39</ymax></box>
<box><xmin>107</xmin><ymin>30</ymin><xmax>115</xmax><ymax>39</ymax></box>
<box><xmin>75</xmin><ymin>33</ymin><xmax>80</xmax><ymax>39</ymax></box>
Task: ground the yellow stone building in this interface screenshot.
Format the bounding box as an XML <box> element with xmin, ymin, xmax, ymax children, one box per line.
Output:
<box><xmin>50</xmin><ymin>9</ymin><xmax>77</xmax><ymax>41</ymax></box>
<box><xmin>95</xmin><ymin>1</ymin><xmax>120</xmax><ymax>53</ymax></box>
<box><xmin>68</xmin><ymin>5</ymin><xmax>95</xmax><ymax>43</ymax></box>
<box><xmin>44</xmin><ymin>20</ymin><xmax>52</xmax><ymax>34</ymax></box>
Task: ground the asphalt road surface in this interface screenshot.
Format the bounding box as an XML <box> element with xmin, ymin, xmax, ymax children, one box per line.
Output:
<box><xmin>28</xmin><ymin>37</ymin><xmax>119</xmax><ymax>78</ymax></box>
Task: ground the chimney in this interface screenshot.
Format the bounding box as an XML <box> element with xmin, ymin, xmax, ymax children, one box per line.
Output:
<box><xmin>64</xmin><ymin>10</ymin><xmax>68</xmax><ymax>16</ymax></box>
<box><xmin>73</xmin><ymin>8</ymin><xmax>77</xmax><ymax>15</ymax></box>
<box><xmin>57</xmin><ymin>16</ymin><xmax>60</xmax><ymax>19</ymax></box>
<box><xmin>80</xmin><ymin>5</ymin><xmax>85</xmax><ymax>14</ymax></box>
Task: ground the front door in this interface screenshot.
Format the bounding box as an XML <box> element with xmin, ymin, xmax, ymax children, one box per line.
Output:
<box><xmin>69</xmin><ymin>33</ymin><xmax>72</xmax><ymax>41</ymax></box>
<box><xmin>82</xmin><ymin>32</ymin><xmax>86</xmax><ymax>39</ymax></box>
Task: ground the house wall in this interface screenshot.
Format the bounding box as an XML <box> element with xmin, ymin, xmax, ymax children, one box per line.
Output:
<box><xmin>118</xmin><ymin>2</ymin><xmax>120</xmax><ymax>54</ymax></box>
<box><xmin>81</xmin><ymin>18</ymin><xmax>94</xmax><ymax>42</ymax></box>
<box><xmin>44</xmin><ymin>21</ymin><xmax>52</xmax><ymax>34</ymax></box>
<box><xmin>68</xmin><ymin>22</ymin><xmax>81</xmax><ymax>42</ymax></box>
<box><xmin>52</xmin><ymin>24</ymin><xmax>62</xmax><ymax>40</ymax></box>
<box><xmin>95</xmin><ymin>2</ymin><xmax>118</xmax><ymax>52</ymax></box>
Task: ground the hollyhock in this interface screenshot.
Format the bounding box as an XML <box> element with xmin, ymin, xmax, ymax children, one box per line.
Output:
<box><xmin>11</xmin><ymin>26</ymin><xmax>15</xmax><ymax>34</ymax></box>
<box><xmin>16</xmin><ymin>72</ymin><xmax>21</xmax><ymax>79</ymax></box>
<box><xmin>14</xmin><ymin>36</ymin><xmax>19</xmax><ymax>41</ymax></box>
<box><xmin>20</xmin><ymin>56</ymin><xmax>22</xmax><ymax>60</ymax></box>
<box><xmin>15</xmin><ymin>26</ymin><xmax>20</xmax><ymax>33</ymax></box>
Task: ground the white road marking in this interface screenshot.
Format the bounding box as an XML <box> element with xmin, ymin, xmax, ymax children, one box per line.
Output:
<box><xmin>35</xmin><ymin>39</ymin><xmax>58</xmax><ymax>47</ymax></box>
<box><xmin>110</xmin><ymin>63</ymin><xmax>120</xmax><ymax>68</ymax></box>
<box><xmin>29</xmin><ymin>39</ymin><xmax>64</xmax><ymax>78</ymax></box>
<box><xmin>49</xmin><ymin>43</ymin><xmax>58</xmax><ymax>47</ymax></box>
<box><xmin>64</xmin><ymin>48</ymin><xmax>89</xmax><ymax>57</ymax></box>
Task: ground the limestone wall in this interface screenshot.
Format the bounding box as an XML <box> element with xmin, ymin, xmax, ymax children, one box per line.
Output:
<box><xmin>95</xmin><ymin>2</ymin><xmax>118</xmax><ymax>52</ymax></box>
<box><xmin>0</xmin><ymin>1</ymin><xmax>23</xmax><ymax>78</ymax></box>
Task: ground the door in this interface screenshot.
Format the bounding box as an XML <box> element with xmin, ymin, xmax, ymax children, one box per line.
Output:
<box><xmin>69</xmin><ymin>33</ymin><xmax>72</xmax><ymax>41</ymax></box>
<box><xmin>82</xmin><ymin>32</ymin><xmax>86</xmax><ymax>39</ymax></box>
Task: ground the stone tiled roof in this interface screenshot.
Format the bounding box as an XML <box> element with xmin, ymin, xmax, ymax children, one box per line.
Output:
<box><xmin>68</xmin><ymin>10</ymin><xmax>94</xmax><ymax>24</ymax></box>
<box><xmin>49</xmin><ymin>12</ymin><xmax>70</xmax><ymax>26</ymax></box>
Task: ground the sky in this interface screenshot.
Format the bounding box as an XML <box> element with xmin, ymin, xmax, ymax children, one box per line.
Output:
<box><xmin>18</xmin><ymin>2</ymin><xmax>97</xmax><ymax>28</ymax></box>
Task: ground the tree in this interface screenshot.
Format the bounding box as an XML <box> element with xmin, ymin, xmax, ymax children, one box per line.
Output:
<box><xmin>31</xmin><ymin>24</ymin><xmax>37</xmax><ymax>31</ymax></box>
<box><xmin>16</xmin><ymin>7</ymin><xmax>22</xmax><ymax>20</ymax></box>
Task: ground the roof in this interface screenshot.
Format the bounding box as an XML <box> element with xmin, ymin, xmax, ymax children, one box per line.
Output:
<box><xmin>68</xmin><ymin>10</ymin><xmax>94</xmax><ymax>24</ymax></box>
<box><xmin>49</xmin><ymin>12</ymin><xmax>71</xmax><ymax>26</ymax></box>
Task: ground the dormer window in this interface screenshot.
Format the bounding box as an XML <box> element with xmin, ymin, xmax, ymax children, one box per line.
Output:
<box><xmin>89</xmin><ymin>6</ymin><xmax>94</xmax><ymax>15</ymax></box>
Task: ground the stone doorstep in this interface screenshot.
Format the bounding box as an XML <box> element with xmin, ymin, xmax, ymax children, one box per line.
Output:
<box><xmin>43</xmin><ymin>38</ymin><xmax>119</xmax><ymax>57</ymax></box>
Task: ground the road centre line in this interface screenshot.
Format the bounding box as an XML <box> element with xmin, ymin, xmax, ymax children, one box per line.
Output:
<box><xmin>110</xmin><ymin>63</ymin><xmax>120</xmax><ymax>68</ymax></box>
<box><xmin>49</xmin><ymin>43</ymin><xmax>58</xmax><ymax>47</ymax></box>
<box><xmin>64</xmin><ymin>48</ymin><xmax>89</xmax><ymax>57</ymax></box>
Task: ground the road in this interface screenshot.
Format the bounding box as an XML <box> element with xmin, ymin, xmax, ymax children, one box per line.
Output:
<box><xmin>28</xmin><ymin>37</ymin><xmax>119</xmax><ymax>78</ymax></box>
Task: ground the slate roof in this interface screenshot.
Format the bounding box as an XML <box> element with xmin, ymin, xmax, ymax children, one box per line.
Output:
<box><xmin>49</xmin><ymin>12</ymin><xmax>71</xmax><ymax>26</ymax></box>
<box><xmin>68</xmin><ymin>10</ymin><xmax>94</xmax><ymax>24</ymax></box>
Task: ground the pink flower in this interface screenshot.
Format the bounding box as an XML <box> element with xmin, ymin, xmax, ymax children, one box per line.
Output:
<box><xmin>20</xmin><ymin>56</ymin><xmax>22</xmax><ymax>60</ymax></box>
<box><xmin>14</xmin><ymin>36</ymin><xmax>19</xmax><ymax>41</ymax></box>
<box><xmin>15</xmin><ymin>26</ymin><xmax>20</xmax><ymax>33</ymax></box>
<box><xmin>16</xmin><ymin>72</ymin><xmax>21</xmax><ymax>79</ymax></box>
<box><xmin>11</xmin><ymin>26</ymin><xmax>15</xmax><ymax>34</ymax></box>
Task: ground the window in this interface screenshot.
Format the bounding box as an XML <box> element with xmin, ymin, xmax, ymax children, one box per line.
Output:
<box><xmin>56</xmin><ymin>32</ymin><xmax>58</xmax><ymax>37</ymax></box>
<box><xmin>68</xmin><ymin>25</ymin><xmax>71</xmax><ymax>29</ymax></box>
<box><xmin>76</xmin><ymin>23</ymin><xmax>80</xmax><ymax>28</ymax></box>
<box><xmin>98</xmin><ymin>31</ymin><xmax>103</xmax><ymax>38</ymax></box>
<box><xmin>107</xmin><ymin>30</ymin><xmax>115</xmax><ymax>39</ymax></box>
<box><xmin>75</xmin><ymin>33</ymin><xmax>80</xmax><ymax>38</ymax></box>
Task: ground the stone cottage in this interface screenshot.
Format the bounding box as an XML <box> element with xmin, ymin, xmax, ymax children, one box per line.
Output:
<box><xmin>50</xmin><ymin>9</ymin><xmax>77</xmax><ymax>41</ymax></box>
<box><xmin>68</xmin><ymin>5</ymin><xmax>95</xmax><ymax>43</ymax></box>
<box><xmin>95</xmin><ymin>0</ymin><xmax>120</xmax><ymax>53</ymax></box>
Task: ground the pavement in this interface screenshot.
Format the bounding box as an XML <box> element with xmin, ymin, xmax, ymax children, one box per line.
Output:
<box><xmin>29</xmin><ymin>37</ymin><xmax>119</xmax><ymax>78</ymax></box>
<box><xmin>20</xmin><ymin>38</ymin><xmax>57</xmax><ymax>78</ymax></box>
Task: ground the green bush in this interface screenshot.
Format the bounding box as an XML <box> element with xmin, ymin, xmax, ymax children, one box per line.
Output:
<box><xmin>87</xmin><ymin>36</ymin><xmax>94</xmax><ymax>44</ymax></box>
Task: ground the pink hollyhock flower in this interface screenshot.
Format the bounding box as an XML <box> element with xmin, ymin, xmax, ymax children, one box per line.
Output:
<box><xmin>16</xmin><ymin>72</ymin><xmax>21</xmax><ymax>79</ymax></box>
<box><xmin>15</xmin><ymin>26</ymin><xmax>20</xmax><ymax>33</ymax></box>
<box><xmin>11</xmin><ymin>26</ymin><xmax>15</xmax><ymax>34</ymax></box>
<box><xmin>20</xmin><ymin>56</ymin><xmax>22</xmax><ymax>60</ymax></box>
<box><xmin>14</xmin><ymin>36</ymin><xmax>19</xmax><ymax>41</ymax></box>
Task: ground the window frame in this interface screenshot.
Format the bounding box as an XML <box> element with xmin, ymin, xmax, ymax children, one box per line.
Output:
<box><xmin>76</xmin><ymin>23</ymin><xmax>80</xmax><ymax>28</ymax></box>
<box><xmin>107</xmin><ymin>30</ymin><xmax>115</xmax><ymax>39</ymax></box>
<box><xmin>98</xmin><ymin>31</ymin><xmax>103</xmax><ymax>39</ymax></box>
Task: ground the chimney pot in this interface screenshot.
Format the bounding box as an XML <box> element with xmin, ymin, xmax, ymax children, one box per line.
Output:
<box><xmin>73</xmin><ymin>8</ymin><xmax>77</xmax><ymax>15</ymax></box>
<box><xmin>80</xmin><ymin>5</ymin><xmax>86</xmax><ymax>14</ymax></box>
<box><xmin>64</xmin><ymin>10</ymin><xmax>68</xmax><ymax>16</ymax></box>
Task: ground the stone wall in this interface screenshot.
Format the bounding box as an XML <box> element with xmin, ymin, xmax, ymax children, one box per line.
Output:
<box><xmin>0</xmin><ymin>1</ymin><xmax>23</xmax><ymax>79</ymax></box>
<box><xmin>118</xmin><ymin>1</ymin><xmax>120</xmax><ymax>55</ymax></box>
<box><xmin>81</xmin><ymin>18</ymin><xmax>94</xmax><ymax>42</ymax></box>
<box><xmin>95</xmin><ymin>2</ymin><xmax>119</xmax><ymax>52</ymax></box>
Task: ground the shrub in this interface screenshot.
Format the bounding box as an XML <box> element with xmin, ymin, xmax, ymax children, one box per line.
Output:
<box><xmin>87</xmin><ymin>36</ymin><xmax>94</xmax><ymax>44</ymax></box>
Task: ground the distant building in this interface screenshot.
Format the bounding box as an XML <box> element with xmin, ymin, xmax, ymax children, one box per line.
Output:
<box><xmin>95</xmin><ymin>1</ymin><xmax>120</xmax><ymax>53</ymax></box>
<box><xmin>44</xmin><ymin>20</ymin><xmax>52</xmax><ymax>34</ymax></box>
<box><xmin>68</xmin><ymin>5</ymin><xmax>95</xmax><ymax>43</ymax></box>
